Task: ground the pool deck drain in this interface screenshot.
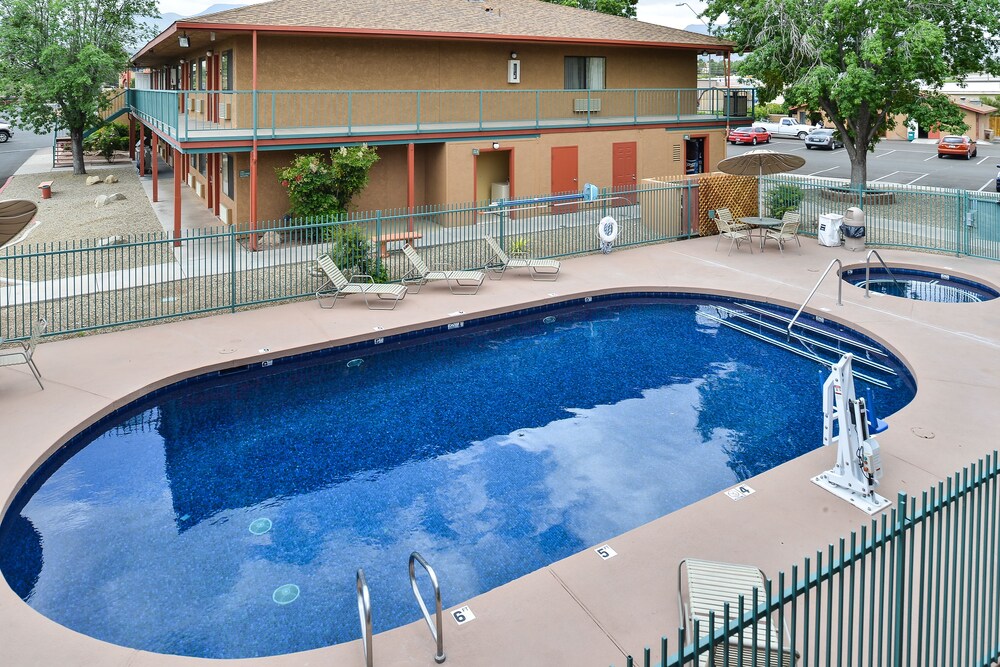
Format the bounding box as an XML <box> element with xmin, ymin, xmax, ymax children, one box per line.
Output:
<box><xmin>2</xmin><ymin>239</ymin><xmax>1000</xmax><ymax>666</ymax></box>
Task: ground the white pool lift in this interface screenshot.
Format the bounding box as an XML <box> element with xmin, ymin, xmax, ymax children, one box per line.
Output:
<box><xmin>812</xmin><ymin>353</ymin><xmax>891</xmax><ymax>515</ymax></box>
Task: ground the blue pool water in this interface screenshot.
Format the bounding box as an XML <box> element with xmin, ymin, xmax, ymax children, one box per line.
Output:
<box><xmin>842</xmin><ymin>267</ymin><xmax>999</xmax><ymax>303</ymax></box>
<box><xmin>0</xmin><ymin>296</ymin><xmax>915</xmax><ymax>659</ymax></box>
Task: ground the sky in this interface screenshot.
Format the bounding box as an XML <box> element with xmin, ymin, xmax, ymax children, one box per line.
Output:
<box><xmin>155</xmin><ymin>0</ymin><xmax>711</xmax><ymax>30</ymax></box>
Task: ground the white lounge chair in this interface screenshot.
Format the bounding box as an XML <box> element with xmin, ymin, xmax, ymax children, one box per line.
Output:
<box><xmin>679</xmin><ymin>558</ymin><xmax>797</xmax><ymax>667</ymax></box>
<box><xmin>482</xmin><ymin>234</ymin><xmax>560</xmax><ymax>281</ymax></box>
<box><xmin>401</xmin><ymin>243</ymin><xmax>485</xmax><ymax>295</ymax></box>
<box><xmin>764</xmin><ymin>212</ymin><xmax>802</xmax><ymax>254</ymax></box>
<box><xmin>0</xmin><ymin>318</ymin><xmax>46</xmax><ymax>390</ymax></box>
<box><xmin>315</xmin><ymin>254</ymin><xmax>407</xmax><ymax>310</ymax></box>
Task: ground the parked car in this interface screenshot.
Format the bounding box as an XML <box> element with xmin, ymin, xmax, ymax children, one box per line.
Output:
<box><xmin>937</xmin><ymin>135</ymin><xmax>977</xmax><ymax>159</ymax></box>
<box><xmin>0</xmin><ymin>122</ymin><xmax>11</xmax><ymax>143</ymax></box>
<box><xmin>727</xmin><ymin>126</ymin><xmax>771</xmax><ymax>145</ymax></box>
<box><xmin>804</xmin><ymin>128</ymin><xmax>843</xmax><ymax>150</ymax></box>
<box><xmin>752</xmin><ymin>117</ymin><xmax>814</xmax><ymax>139</ymax></box>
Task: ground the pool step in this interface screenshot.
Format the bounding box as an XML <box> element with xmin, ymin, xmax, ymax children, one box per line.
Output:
<box><xmin>700</xmin><ymin>307</ymin><xmax>892</xmax><ymax>389</ymax></box>
<box><xmin>738</xmin><ymin>303</ymin><xmax>886</xmax><ymax>356</ymax></box>
<box><xmin>715</xmin><ymin>306</ymin><xmax>896</xmax><ymax>376</ymax></box>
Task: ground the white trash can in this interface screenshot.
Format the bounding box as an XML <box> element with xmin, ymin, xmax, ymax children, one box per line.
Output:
<box><xmin>818</xmin><ymin>213</ymin><xmax>844</xmax><ymax>247</ymax></box>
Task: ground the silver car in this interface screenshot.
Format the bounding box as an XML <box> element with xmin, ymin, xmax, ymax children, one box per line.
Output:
<box><xmin>805</xmin><ymin>128</ymin><xmax>843</xmax><ymax>150</ymax></box>
<box><xmin>0</xmin><ymin>122</ymin><xmax>11</xmax><ymax>143</ymax></box>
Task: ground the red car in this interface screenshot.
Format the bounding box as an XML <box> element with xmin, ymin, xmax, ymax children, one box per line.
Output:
<box><xmin>937</xmin><ymin>135</ymin><xmax>977</xmax><ymax>159</ymax></box>
<box><xmin>728</xmin><ymin>126</ymin><xmax>771</xmax><ymax>145</ymax></box>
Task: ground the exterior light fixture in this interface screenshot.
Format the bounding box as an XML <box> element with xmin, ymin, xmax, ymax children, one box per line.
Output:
<box><xmin>510</xmin><ymin>51</ymin><xmax>518</xmax><ymax>59</ymax></box>
<box><xmin>492</xmin><ymin>142</ymin><xmax>500</xmax><ymax>150</ymax></box>
<box><xmin>206</xmin><ymin>50</ymin><xmax>213</xmax><ymax>57</ymax></box>
<box><xmin>178</xmin><ymin>33</ymin><xmax>190</xmax><ymax>48</ymax></box>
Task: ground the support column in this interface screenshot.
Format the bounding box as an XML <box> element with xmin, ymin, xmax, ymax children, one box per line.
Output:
<box><xmin>249</xmin><ymin>30</ymin><xmax>259</xmax><ymax>251</ymax></box>
<box><xmin>128</xmin><ymin>116</ymin><xmax>136</xmax><ymax>160</ymax></box>
<box><xmin>173</xmin><ymin>147</ymin><xmax>182</xmax><ymax>248</ymax></box>
<box><xmin>213</xmin><ymin>153</ymin><xmax>221</xmax><ymax>216</ymax></box>
<box><xmin>407</xmin><ymin>142</ymin><xmax>415</xmax><ymax>232</ymax></box>
<box><xmin>151</xmin><ymin>133</ymin><xmax>159</xmax><ymax>202</ymax></box>
<box><xmin>138</xmin><ymin>124</ymin><xmax>145</xmax><ymax>176</ymax></box>
<box><xmin>207</xmin><ymin>153</ymin><xmax>214</xmax><ymax>211</ymax></box>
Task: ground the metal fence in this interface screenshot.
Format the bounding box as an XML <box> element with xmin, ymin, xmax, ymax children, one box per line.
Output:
<box><xmin>3</xmin><ymin>175</ymin><xmax>1000</xmax><ymax>341</ymax></box>
<box><xmin>617</xmin><ymin>451</ymin><xmax>1000</xmax><ymax>667</ymax></box>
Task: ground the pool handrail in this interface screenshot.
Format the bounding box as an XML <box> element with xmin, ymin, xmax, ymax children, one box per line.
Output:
<box><xmin>863</xmin><ymin>249</ymin><xmax>904</xmax><ymax>299</ymax></box>
<box><xmin>357</xmin><ymin>569</ymin><xmax>373</xmax><ymax>667</ymax></box>
<box><xmin>787</xmin><ymin>258</ymin><xmax>843</xmax><ymax>338</ymax></box>
<box><xmin>409</xmin><ymin>551</ymin><xmax>446</xmax><ymax>663</ymax></box>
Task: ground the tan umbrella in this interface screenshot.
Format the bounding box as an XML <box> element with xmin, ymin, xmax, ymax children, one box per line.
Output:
<box><xmin>716</xmin><ymin>149</ymin><xmax>806</xmax><ymax>217</ymax></box>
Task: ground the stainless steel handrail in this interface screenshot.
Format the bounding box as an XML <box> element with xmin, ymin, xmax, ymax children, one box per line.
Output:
<box><xmin>787</xmin><ymin>258</ymin><xmax>843</xmax><ymax>337</ymax></box>
<box><xmin>409</xmin><ymin>552</ymin><xmax>446</xmax><ymax>663</ymax></box>
<box><xmin>357</xmin><ymin>569</ymin><xmax>373</xmax><ymax>667</ymax></box>
<box><xmin>863</xmin><ymin>249</ymin><xmax>903</xmax><ymax>298</ymax></box>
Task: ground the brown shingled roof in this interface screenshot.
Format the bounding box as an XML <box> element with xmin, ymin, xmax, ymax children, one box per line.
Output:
<box><xmin>181</xmin><ymin>0</ymin><xmax>730</xmax><ymax>49</ymax></box>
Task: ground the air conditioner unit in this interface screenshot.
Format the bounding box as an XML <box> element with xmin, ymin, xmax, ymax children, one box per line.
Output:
<box><xmin>219</xmin><ymin>203</ymin><xmax>232</xmax><ymax>225</ymax></box>
<box><xmin>218</xmin><ymin>102</ymin><xmax>229</xmax><ymax>120</ymax></box>
<box><xmin>187</xmin><ymin>173</ymin><xmax>194</xmax><ymax>188</ymax></box>
<box><xmin>195</xmin><ymin>180</ymin><xmax>204</xmax><ymax>197</ymax></box>
<box><xmin>186</xmin><ymin>98</ymin><xmax>194</xmax><ymax>111</ymax></box>
<box><xmin>194</xmin><ymin>99</ymin><xmax>203</xmax><ymax>113</ymax></box>
<box><xmin>573</xmin><ymin>98</ymin><xmax>602</xmax><ymax>113</ymax></box>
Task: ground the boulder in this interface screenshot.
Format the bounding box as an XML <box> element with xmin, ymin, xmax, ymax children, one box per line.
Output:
<box><xmin>108</xmin><ymin>192</ymin><xmax>126</xmax><ymax>201</ymax></box>
<box><xmin>95</xmin><ymin>195</ymin><xmax>108</xmax><ymax>207</ymax></box>
<box><xmin>259</xmin><ymin>231</ymin><xmax>283</xmax><ymax>248</ymax></box>
<box><xmin>95</xmin><ymin>193</ymin><xmax>126</xmax><ymax>207</ymax></box>
<box><xmin>96</xmin><ymin>235</ymin><xmax>127</xmax><ymax>247</ymax></box>
<box><xmin>86</xmin><ymin>176</ymin><xmax>102</xmax><ymax>186</ymax></box>
<box><xmin>104</xmin><ymin>174</ymin><xmax>119</xmax><ymax>184</ymax></box>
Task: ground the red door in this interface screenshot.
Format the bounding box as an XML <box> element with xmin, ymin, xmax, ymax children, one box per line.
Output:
<box><xmin>551</xmin><ymin>146</ymin><xmax>579</xmax><ymax>213</ymax></box>
<box><xmin>612</xmin><ymin>141</ymin><xmax>637</xmax><ymax>204</ymax></box>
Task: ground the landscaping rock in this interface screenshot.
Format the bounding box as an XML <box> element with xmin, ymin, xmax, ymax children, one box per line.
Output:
<box><xmin>95</xmin><ymin>193</ymin><xmax>127</xmax><ymax>207</ymax></box>
<box><xmin>259</xmin><ymin>231</ymin><xmax>282</xmax><ymax>248</ymax></box>
<box><xmin>96</xmin><ymin>235</ymin><xmax>127</xmax><ymax>247</ymax></box>
<box><xmin>86</xmin><ymin>176</ymin><xmax>102</xmax><ymax>186</ymax></box>
<box><xmin>104</xmin><ymin>174</ymin><xmax>119</xmax><ymax>184</ymax></box>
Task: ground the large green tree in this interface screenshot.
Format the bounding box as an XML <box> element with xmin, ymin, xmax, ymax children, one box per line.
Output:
<box><xmin>0</xmin><ymin>0</ymin><xmax>158</xmax><ymax>175</ymax></box>
<box><xmin>704</xmin><ymin>0</ymin><xmax>1000</xmax><ymax>187</ymax></box>
<box><xmin>543</xmin><ymin>0</ymin><xmax>637</xmax><ymax>19</ymax></box>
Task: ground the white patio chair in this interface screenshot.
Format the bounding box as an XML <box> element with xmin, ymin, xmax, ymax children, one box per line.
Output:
<box><xmin>482</xmin><ymin>234</ymin><xmax>560</xmax><ymax>281</ymax></box>
<box><xmin>401</xmin><ymin>243</ymin><xmax>485</xmax><ymax>295</ymax></box>
<box><xmin>0</xmin><ymin>318</ymin><xmax>46</xmax><ymax>390</ymax></box>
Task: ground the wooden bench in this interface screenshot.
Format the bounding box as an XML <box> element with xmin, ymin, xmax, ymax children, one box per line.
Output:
<box><xmin>374</xmin><ymin>231</ymin><xmax>422</xmax><ymax>258</ymax></box>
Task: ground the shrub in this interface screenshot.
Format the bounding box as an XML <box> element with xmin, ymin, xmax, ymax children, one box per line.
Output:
<box><xmin>767</xmin><ymin>184</ymin><xmax>804</xmax><ymax>218</ymax></box>
<box><xmin>276</xmin><ymin>145</ymin><xmax>380</xmax><ymax>221</ymax></box>
<box><xmin>327</xmin><ymin>224</ymin><xmax>389</xmax><ymax>283</ymax></box>
<box><xmin>84</xmin><ymin>123</ymin><xmax>128</xmax><ymax>163</ymax></box>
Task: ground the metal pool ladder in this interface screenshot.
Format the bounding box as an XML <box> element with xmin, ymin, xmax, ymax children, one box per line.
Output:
<box><xmin>863</xmin><ymin>249</ymin><xmax>904</xmax><ymax>298</ymax></box>
<box><xmin>787</xmin><ymin>258</ymin><xmax>843</xmax><ymax>337</ymax></box>
<box><xmin>409</xmin><ymin>551</ymin><xmax>446</xmax><ymax>663</ymax></box>
<box><xmin>357</xmin><ymin>569</ymin><xmax>373</xmax><ymax>667</ymax></box>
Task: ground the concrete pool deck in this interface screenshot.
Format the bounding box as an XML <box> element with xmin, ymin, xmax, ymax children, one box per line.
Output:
<box><xmin>2</xmin><ymin>237</ymin><xmax>999</xmax><ymax>666</ymax></box>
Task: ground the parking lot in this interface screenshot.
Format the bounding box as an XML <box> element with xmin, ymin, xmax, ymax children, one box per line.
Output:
<box><xmin>728</xmin><ymin>135</ymin><xmax>999</xmax><ymax>192</ymax></box>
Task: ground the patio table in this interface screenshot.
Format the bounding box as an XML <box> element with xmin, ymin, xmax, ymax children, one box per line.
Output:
<box><xmin>740</xmin><ymin>216</ymin><xmax>783</xmax><ymax>251</ymax></box>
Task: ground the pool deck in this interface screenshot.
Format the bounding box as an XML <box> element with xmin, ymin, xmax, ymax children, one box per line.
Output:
<box><xmin>2</xmin><ymin>237</ymin><xmax>1000</xmax><ymax>666</ymax></box>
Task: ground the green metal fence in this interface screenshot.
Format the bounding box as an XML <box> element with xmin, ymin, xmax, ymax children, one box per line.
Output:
<box><xmin>616</xmin><ymin>451</ymin><xmax>1000</xmax><ymax>667</ymax></box>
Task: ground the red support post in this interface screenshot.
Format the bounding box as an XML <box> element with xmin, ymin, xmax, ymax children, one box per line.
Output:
<box><xmin>407</xmin><ymin>142</ymin><xmax>415</xmax><ymax>232</ymax></box>
<box><xmin>151</xmin><ymin>133</ymin><xmax>159</xmax><ymax>202</ymax></box>
<box><xmin>138</xmin><ymin>124</ymin><xmax>145</xmax><ymax>176</ymax></box>
<box><xmin>173</xmin><ymin>147</ymin><xmax>182</xmax><ymax>247</ymax></box>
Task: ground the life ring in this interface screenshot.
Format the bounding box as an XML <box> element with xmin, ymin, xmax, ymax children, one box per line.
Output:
<box><xmin>598</xmin><ymin>216</ymin><xmax>619</xmax><ymax>243</ymax></box>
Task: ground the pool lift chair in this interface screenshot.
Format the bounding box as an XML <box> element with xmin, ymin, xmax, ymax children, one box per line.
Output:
<box><xmin>482</xmin><ymin>234</ymin><xmax>561</xmax><ymax>281</ymax></box>
<box><xmin>315</xmin><ymin>254</ymin><xmax>407</xmax><ymax>310</ymax></box>
<box><xmin>400</xmin><ymin>243</ymin><xmax>485</xmax><ymax>295</ymax></box>
<box><xmin>811</xmin><ymin>353</ymin><xmax>890</xmax><ymax>515</ymax></box>
<box><xmin>678</xmin><ymin>558</ymin><xmax>798</xmax><ymax>666</ymax></box>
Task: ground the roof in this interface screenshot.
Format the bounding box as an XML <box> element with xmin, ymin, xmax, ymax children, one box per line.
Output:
<box><xmin>953</xmin><ymin>100</ymin><xmax>998</xmax><ymax>115</ymax></box>
<box><xmin>174</xmin><ymin>0</ymin><xmax>729</xmax><ymax>49</ymax></box>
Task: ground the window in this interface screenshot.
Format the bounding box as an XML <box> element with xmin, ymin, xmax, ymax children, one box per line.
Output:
<box><xmin>221</xmin><ymin>50</ymin><xmax>233</xmax><ymax>91</ymax></box>
<box><xmin>199</xmin><ymin>57</ymin><xmax>207</xmax><ymax>90</ymax></box>
<box><xmin>564</xmin><ymin>56</ymin><xmax>605</xmax><ymax>90</ymax></box>
<box><xmin>197</xmin><ymin>154</ymin><xmax>206</xmax><ymax>175</ymax></box>
<box><xmin>189</xmin><ymin>61</ymin><xmax>197</xmax><ymax>90</ymax></box>
<box><xmin>221</xmin><ymin>153</ymin><xmax>234</xmax><ymax>198</ymax></box>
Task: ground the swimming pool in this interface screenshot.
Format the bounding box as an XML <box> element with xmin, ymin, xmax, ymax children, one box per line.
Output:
<box><xmin>842</xmin><ymin>267</ymin><xmax>999</xmax><ymax>303</ymax></box>
<box><xmin>0</xmin><ymin>295</ymin><xmax>914</xmax><ymax>659</ymax></box>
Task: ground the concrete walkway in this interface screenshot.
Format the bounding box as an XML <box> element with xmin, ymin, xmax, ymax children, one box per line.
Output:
<box><xmin>2</xmin><ymin>236</ymin><xmax>1000</xmax><ymax>666</ymax></box>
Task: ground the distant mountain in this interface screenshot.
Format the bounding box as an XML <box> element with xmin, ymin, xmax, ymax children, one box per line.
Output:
<box><xmin>147</xmin><ymin>3</ymin><xmax>246</xmax><ymax>35</ymax></box>
<box><xmin>683</xmin><ymin>23</ymin><xmax>710</xmax><ymax>35</ymax></box>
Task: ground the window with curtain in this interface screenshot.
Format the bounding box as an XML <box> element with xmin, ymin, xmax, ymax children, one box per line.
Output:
<box><xmin>199</xmin><ymin>57</ymin><xmax>207</xmax><ymax>90</ymax></box>
<box><xmin>198</xmin><ymin>154</ymin><xmax>206</xmax><ymax>175</ymax></box>
<box><xmin>563</xmin><ymin>56</ymin><xmax>606</xmax><ymax>90</ymax></box>
<box><xmin>221</xmin><ymin>154</ymin><xmax>234</xmax><ymax>198</ymax></box>
<box><xmin>221</xmin><ymin>50</ymin><xmax>233</xmax><ymax>91</ymax></box>
<box><xmin>189</xmin><ymin>61</ymin><xmax>197</xmax><ymax>90</ymax></box>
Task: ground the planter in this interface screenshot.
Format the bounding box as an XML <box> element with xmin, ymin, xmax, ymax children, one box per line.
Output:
<box><xmin>819</xmin><ymin>187</ymin><xmax>895</xmax><ymax>205</ymax></box>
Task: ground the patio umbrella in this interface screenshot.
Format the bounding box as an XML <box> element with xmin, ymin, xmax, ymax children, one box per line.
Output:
<box><xmin>716</xmin><ymin>149</ymin><xmax>806</xmax><ymax>217</ymax></box>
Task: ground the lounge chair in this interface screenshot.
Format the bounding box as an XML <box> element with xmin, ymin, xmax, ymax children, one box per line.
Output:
<box><xmin>713</xmin><ymin>212</ymin><xmax>754</xmax><ymax>255</ymax></box>
<box><xmin>0</xmin><ymin>199</ymin><xmax>38</xmax><ymax>248</ymax></box>
<box><xmin>679</xmin><ymin>558</ymin><xmax>797</xmax><ymax>667</ymax></box>
<box><xmin>401</xmin><ymin>243</ymin><xmax>485</xmax><ymax>295</ymax></box>
<box><xmin>764</xmin><ymin>212</ymin><xmax>802</xmax><ymax>254</ymax></box>
<box><xmin>315</xmin><ymin>254</ymin><xmax>407</xmax><ymax>310</ymax></box>
<box><xmin>0</xmin><ymin>318</ymin><xmax>46</xmax><ymax>390</ymax></box>
<box><xmin>482</xmin><ymin>234</ymin><xmax>560</xmax><ymax>281</ymax></box>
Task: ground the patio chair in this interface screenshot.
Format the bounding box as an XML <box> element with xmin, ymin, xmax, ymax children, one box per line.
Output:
<box><xmin>713</xmin><ymin>213</ymin><xmax>754</xmax><ymax>256</ymax></box>
<box><xmin>401</xmin><ymin>243</ymin><xmax>485</xmax><ymax>295</ymax></box>
<box><xmin>679</xmin><ymin>558</ymin><xmax>797</xmax><ymax>667</ymax></box>
<box><xmin>315</xmin><ymin>254</ymin><xmax>407</xmax><ymax>310</ymax></box>
<box><xmin>764</xmin><ymin>212</ymin><xmax>802</xmax><ymax>254</ymax></box>
<box><xmin>482</xmin><ymin>234</ymin><xmax>560</xmax><ymax>281</ymax></box>
<box><xmin>715</xmin><ymin>208</ymin><xmax>753</xmax><ymax>232</ymax></box>
<box><xmin>0</xmin><ymin>318</ymin><xmax>46</xmax><ymax>390</ymax></box>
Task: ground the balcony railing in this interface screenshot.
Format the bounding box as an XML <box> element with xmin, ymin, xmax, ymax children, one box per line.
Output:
<box><xmin>128</xmin><ymin>87</ymin><xmax>755</xmax><ymax>143</ymax></box>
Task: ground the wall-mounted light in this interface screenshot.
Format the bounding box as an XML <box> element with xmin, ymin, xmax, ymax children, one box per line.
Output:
<box><xmin>510</xmin><ymin>51</ymin><xmax>518</xmax><ymax>59</ymax></box>
<box><xmin>206</xmin><ymin>50</ymin><xmax>213</xmax><ymax>57</ymax></box>
<box><xmin>683</xmin><ymin>134</ymin><xmax>691</xmax><ymax>140</ymax></box>
<box><xmin>179</xmin><ymin>58</ymin><xmax>185</xmax><ymax>64</ymax></box>
<box><xmin>178</xmin><ymin>33</ymin><xmax>190</xmax><ymax>48</ymax></box>
<box><xmin>492</xmin><ymin>141</ymin><xmax>500</xmax><ymax>150</ymax></box>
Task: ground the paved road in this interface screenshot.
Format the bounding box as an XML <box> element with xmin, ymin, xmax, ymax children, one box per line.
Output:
<box><xmin>0</xmin><ymin>119</ymin><xmax>54</xmax><ymax>183</ymax></box>
<box><xmin>728</xmin><ymin>136</ymin><xmax>1000</xmax><ymax>192</ymax></box>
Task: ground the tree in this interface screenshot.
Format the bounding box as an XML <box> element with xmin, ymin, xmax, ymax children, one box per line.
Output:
<box><xmin>542</xmin><ymin>0</ymin><xmax>637</xmax><ymax>19</ymax></box>
<box><xmin>0</xmin><ymin>0</ymin><xmax>158</xmax><ymax>175</ymax></box>
<box><xmin>704</xmin><ymin>0</ymin><xmax>1000</xmax><ymax>188</ymax></box>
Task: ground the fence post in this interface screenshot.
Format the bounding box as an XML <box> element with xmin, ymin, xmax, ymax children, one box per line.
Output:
<box><xmin>375</xmin><ymin>210</ymin><xmax>382</xmax><ymax>273</ymax></box>
<box><xmin>891</xmin><ymin>492</ymin><xmax>908</xmax><ymax>667</ymax></box>
<box><xmin>957</xmin><ymin>189</ymin><xmax>965</xmax><ymax>258</ymax></box>
<box><xmin>229</xmin><ymin>223</ymin><xmax>237</xmax><ymax>312</ymax></box>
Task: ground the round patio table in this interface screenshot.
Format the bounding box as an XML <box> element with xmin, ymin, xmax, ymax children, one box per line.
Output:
<box><xmin>740</xmin><ymin>216</ymin><xmax>783</xmax><ymax>251</ymax></box>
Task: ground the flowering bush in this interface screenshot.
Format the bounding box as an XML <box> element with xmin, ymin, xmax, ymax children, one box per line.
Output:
<box><xmin>275</xmin><ymin>145</ymin><xmax>380</xmax><ymax>220</ymax></box>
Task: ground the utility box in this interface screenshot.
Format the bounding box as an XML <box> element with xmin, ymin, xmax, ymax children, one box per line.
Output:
<box><xmin>818</xmin><ymin>213</ymin><xmax>844</xmax><ymax>247</ymax></box>
<box><xmin>843</xmin><ymin>207</ymin><xmax>866</xmax><ymax>251</ymax></box>
<box><xmin>490</xmin><ymin>182</ymin><xmax>510</xmax><ymax>203</ymax></box>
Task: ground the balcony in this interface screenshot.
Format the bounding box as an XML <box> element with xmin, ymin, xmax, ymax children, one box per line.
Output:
<box><xmin>129</xmin><ymin>87</ymin><xmax>755</xmax><ymax>143</ymax></box>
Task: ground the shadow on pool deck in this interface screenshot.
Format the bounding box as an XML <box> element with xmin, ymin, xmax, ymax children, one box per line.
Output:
<box><xmin>2</xmin><ymin>236</ymin><xmax>1000</xmax><ymax>666</ymax></box>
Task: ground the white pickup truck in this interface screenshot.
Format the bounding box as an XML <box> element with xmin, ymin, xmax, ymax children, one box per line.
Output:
<box><xmin>752</xmin><ymin>117</ymin><xmax>814</xmax><ymax>140</ymax></box>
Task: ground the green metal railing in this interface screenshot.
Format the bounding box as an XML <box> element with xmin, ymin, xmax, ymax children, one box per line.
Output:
<box><xmin>616</xmin><ymin>451</ymin><xmax>1000</xmax><ymax>667</ymax></box>
<box><xmin>127</xmin><ymin>87</ymin><xmax>756</xmax><ymax>141</ymax></box>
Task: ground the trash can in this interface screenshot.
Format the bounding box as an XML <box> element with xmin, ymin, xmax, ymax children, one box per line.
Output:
<box><xmin>39</xmin><ymin>184</ymin><xmax>52</xmax><ymax>199</ymax></box>
<box><xmin>818</xmin><ymin>213</ymin><xmax>843</xmax><ymax>247</ymax></box>
<box><xmin>843</xmin><ymin>206</ymin><xmax>866</xmax><ymax>251</ymax></box>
